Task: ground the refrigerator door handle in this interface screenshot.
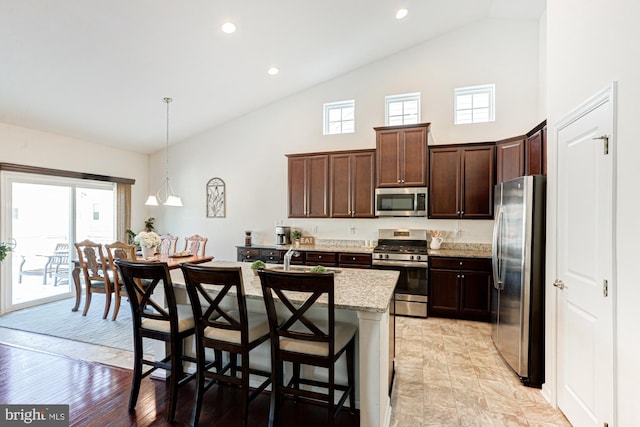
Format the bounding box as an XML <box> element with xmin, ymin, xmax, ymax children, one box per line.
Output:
<box><xmin>492</xmin><ymin>206</ymin><xmax>503</xmax><ymax>290</ymax></box>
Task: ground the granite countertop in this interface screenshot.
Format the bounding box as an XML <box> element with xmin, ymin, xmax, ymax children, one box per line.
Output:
<box><xmin>170</xmin><ymin>261</ymin><xmax>398</xmax><ymax>313</ymax></box>
<box><xmin>427</xmin><ymin>242</ymin><xmax>492</xmax><ymax>259</ymax></box>
<box><xmin>238</xmin><ymin>244</ymin><xmax>375</xmax><ymax>254</ymax></box>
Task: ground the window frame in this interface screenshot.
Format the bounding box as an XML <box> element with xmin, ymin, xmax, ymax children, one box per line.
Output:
<box><xmin>323</xmin><ymin>100</ymin><xmax>355</xmax><ymax>135</ymax></box>
<box><xmin>454</xmin><ymin>84</ymin><xmax>495</xmax><ymax>125</ymax></box>
<box><xmin>385</xmin><ymin>92</ymin><xmax>421</xmax><ymax>126</ymax></box>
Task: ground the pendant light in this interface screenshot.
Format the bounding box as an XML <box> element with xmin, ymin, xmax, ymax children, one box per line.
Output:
<box><xmin>145</xmin><ymin>97</ymin><xmax>183</xmax><ymax>207</ymax></box>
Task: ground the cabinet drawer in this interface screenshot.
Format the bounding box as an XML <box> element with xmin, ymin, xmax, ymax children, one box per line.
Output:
<box><xmin>338</xmin><ymin>253</ymin><xmax>371</xmax><ymax>267</ymax></box>
<box><xmin>260</xmin><ymin>248</ymin><xmax>283</xmax><ymax>264</ymax></box>
<box><xmin>237</xmin><ymin>247</ymin><xmax>260</xmax><ymax>262</ymax></box>
<box><xmin>305</xmin><ymin>251</ymin><xmax>337</xmax><ymax>266</ymax></box>
<box><xmin>430</xmin><ymin>257</ymin><xmax>491</xmax><ymax>271</ymax></box>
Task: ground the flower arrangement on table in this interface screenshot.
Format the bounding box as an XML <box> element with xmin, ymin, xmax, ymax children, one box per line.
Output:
<box><xmin>135</xmin><ymin>231</ymin><xmax>162</xmax><ymax>248</ymax></box>
<box><xmin>0</xmin><ymin>240</ymin><xmax>15</xmax><ymax>262</ymax></box>
<box><xmin>135</xmin><ymin>231</ymin><xmax>162</xmax><ymax>258</ymax></box>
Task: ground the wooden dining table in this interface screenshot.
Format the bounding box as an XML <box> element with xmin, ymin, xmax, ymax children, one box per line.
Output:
<box><xmin>70</xmin><ymin>253</ymin><xmax>214</xmax><ymax>312</ymax></box>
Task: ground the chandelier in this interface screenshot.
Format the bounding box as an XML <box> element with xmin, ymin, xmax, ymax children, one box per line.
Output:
<box><xmin>145</xmin><ymin>97</ymin><xmax>183</xmax><ymax>207</ymax></box>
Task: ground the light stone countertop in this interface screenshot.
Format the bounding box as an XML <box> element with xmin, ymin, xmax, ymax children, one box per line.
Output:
<box><xmin>238</xmin><ymin>244</ymin><xmax>375</xmax><ymax>254</ymax></box>
<box><xmin>427</xmin><ymin>248</ymin><xmax>492</xmax><ymax>258</ymax></box>
<box><xmin>170</xmin><ymin>260</ymin><xmax>399</xmax><ymax>313</ymax></box>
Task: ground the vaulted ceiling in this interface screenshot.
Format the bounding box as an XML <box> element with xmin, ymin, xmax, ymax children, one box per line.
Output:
<box><xmin>0</xmin><ymin>0</ymin><xmax>544</xmax><ymax>153</ymax></box>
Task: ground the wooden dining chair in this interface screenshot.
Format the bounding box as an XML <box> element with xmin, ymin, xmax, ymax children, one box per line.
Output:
<box><xmin>257</xmin><ymin>269</ymin><xmax>357</xmax><ymax>427</ymax></box>
<box><xmin>114</xmin><ymin>259</ymin><xmax>196</xmax><ymax>422</ymax></box>
<box><xmin>184</xmin><ymin>234</ymin><xmax>208</xmax><ymax>257</ymax></box>
<box><xmin>180</xmin><ymin>264</ymin><xmax>272</xmax><ymax>427</ymax></box>
<box><xmin>74</xmin><ymin>240</ymin><xmax>113</xmax><ymax>319</ymax></box>
<box><xmin>104</xmin><ymin>241</ymin><xmax>136</xmax><ymax>321</ymax></box>
<box><xmin>158</xmin><ymin>234</ymin><xmax>178</xmax><ymax>255</ymax></box>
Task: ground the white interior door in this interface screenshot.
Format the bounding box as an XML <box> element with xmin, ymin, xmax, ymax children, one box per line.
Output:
<box><xmin>556</xmin><ymin>86</ymin><xmax>615</xmax><ymax>427</ymax></box>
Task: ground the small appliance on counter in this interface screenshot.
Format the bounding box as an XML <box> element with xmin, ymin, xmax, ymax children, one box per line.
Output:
<box><xmin>275</xmin><ymin>226</ymin><xmax>291</xmax><ymax>245</ymax></box>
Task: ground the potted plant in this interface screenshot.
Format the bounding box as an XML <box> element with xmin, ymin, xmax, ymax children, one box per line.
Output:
<box><xmin>291</xmin><ymin>230</ymin><xmax>302</xmax><ymax>246</ymax></box>
<box><xmin>251</xmin><ymin>260</ymin><xmax>266</xmax><ymax>276</ymax></box>
<box><xmin>0</xmin><ymin>240</ymin><xmax>14</xmax><ymax>262</ymax></box>
<box><xmin>309</xmin><ymin>265</ymin><xmax>328</xmax><ymax>273</ymax></box>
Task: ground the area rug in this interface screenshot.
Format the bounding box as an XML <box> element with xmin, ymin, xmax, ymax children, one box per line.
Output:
<box><xmin>0</xmin><ymin>295</ymin><xmax>152</xmax><ymax>354</ymax></box>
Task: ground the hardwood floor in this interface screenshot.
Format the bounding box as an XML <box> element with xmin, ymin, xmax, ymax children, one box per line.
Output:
<box><xmin>0</xmin><ymin>344</ymin><xmax>359</xmax><ymax>427</ymax></box>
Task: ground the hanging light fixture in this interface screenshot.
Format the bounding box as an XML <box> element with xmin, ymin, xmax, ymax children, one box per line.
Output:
<box><xmin>145</xmin><ymin>97</ymin><xmax>183</xmax><ymax>207</ymax></box>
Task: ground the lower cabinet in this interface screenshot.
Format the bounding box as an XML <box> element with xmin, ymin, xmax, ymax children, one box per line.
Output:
<box><xmin>428</xmin><ymin>257</ymin><xmax>492</xmax><ymax>321</ymax></box>
<box><xmin>236</xmin><ymin>246</ymin><xmax>371</xmax><ymax>268</ymax></box>
<box><xmin>338</xmin><ymin>253</ymin><xmax>372</xmax><ymax>269</ymax></box>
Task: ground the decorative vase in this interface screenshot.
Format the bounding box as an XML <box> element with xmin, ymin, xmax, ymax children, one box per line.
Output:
<box><xmin>142</xmin><ymin>246</ymin><xmax>155</xmax><ymax>258</ymax></box>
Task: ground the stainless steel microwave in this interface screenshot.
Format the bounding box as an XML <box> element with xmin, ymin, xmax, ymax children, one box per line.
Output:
<box><xmin>375</xmin><ymin>187</ymin><xmax>427</xmax><ymax>217</ymax></box>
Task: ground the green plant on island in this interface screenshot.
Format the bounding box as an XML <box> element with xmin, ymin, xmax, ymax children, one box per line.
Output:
<box><xmin>309</xmin><ymin>265</ymin><xmax>328</xmax><ymax>273</ymax></box>
<box><xmin>251</xmin><ymin>260</ymin><xmax>266</xmax><ymax>270</ymax></box>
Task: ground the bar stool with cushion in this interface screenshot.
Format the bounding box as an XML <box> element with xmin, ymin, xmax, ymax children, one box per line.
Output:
<box><xmin>257</xmin><ymin>269</ymin><xmax>357</xmax><ymax>427</ymax></box>
<box><xmin>74</xmin><ymin>240</ymin><xmax>113</xmax><ymax>319</ymax></box>
<box><xmin>180</xmin><ymin>263</ymin><xmax>272</xmax><ymax>427</ymax></box>
<box><xmin>115</xmin><ymin>259</ymin><xmax>196</xmax><ymax>422</ymax></box>
<box><xmin>183</xmin><ymin>234</ymin><xmax>208</xmax><ymax>257</ymax></box>
<box><xmin>104</xmin><ymin>241</ymin><xmax>136</xmax><ymax>321</ymax></box>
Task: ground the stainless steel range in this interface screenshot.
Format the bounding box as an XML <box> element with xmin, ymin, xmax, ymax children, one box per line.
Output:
<box><xmin>373</xmin><ymin>229</ymin><xmax>428</xmax><ymax>318</ymax></box>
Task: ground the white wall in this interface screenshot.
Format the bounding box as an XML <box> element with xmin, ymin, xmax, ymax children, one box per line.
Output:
<box><xmin>148</xmin><ymin>18</ymin><xmax>540</xmax><ymax>262</ymax></box>
<box><xmin>547</xmin><ymin>1</ymin><xmax>640</xmax><ymax>425</ymax></box>
<box><xmin>0</xmin><ymin>122</ymin><xmax>150</xmax><ymax>234</ymax></box>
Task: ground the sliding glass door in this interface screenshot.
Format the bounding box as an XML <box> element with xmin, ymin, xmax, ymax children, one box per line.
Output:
<box><xmin>1</xmin><ymin>172</ymin><xmax>115</xmax><ymax>313</ymax></box>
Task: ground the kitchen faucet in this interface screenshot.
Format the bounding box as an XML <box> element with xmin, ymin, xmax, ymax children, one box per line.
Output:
<box><xmin>283</xmin><ymin>248</ymin><xmax>298</xmax><ymax>271</ymax></box>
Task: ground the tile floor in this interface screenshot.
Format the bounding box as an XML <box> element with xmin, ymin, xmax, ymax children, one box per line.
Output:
<box><xmin>391</xmin><ymin>316</ymin><xmax>572</xmax><ymax>427</ymax></box>
<box><xmin>0</xmin><ymin>316</ymin><xmax>571</xmax><ymax>426</ymax></box>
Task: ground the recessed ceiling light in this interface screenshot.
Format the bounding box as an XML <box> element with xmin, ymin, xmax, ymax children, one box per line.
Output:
<box><xmin>267</xmin><ymin>67</ymin><xmax>279</xmax><ymax>76</ymax></box>
<box><xmin>395</xmin><ymin>8</ymin><xmax>408</xmax><ymax>19</ymax></box>
<box><xmin>221</xmin><ymin>22</ymin><xmax>237</xmax><ymax>34</ymax></box>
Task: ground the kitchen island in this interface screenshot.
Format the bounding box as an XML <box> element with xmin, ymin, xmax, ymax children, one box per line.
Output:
<box><xmin>169</xmin><ymin>261</ymin><xmax>399</xmax><ymax>427</ymax></box>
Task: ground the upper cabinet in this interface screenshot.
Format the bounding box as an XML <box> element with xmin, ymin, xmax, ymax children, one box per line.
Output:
<box><xmin>429</xmin><ymin>143</ymin><xmax>495</xmax><ymax>219</ymax></box>
<box><xmin>375</xmin><ymin>123</ymin><xmax>430</xmax><ymax>187</ymax></box>
<box><xmin>525</xmin><ymin>121</ymin><xmax>547</xmax><ymax>176</ymax></box>
<box><xmin>496</xmin><ymin>136</ymin><xmax>526</xmax><ymax>183</ymax></box>
<box><xmin>330</xmin><ymin>150</ymin><xmax>376</xmax><ymax>218</ymax></box>
<box><xmin>287</xmin><ymin>154</ymin><xmax>329</xmax><ymax>218</ymax></box>
<box><xmin>496</xmin><ymin>120</ymin><xmax>547</xmax><ymax>184</ymax></box>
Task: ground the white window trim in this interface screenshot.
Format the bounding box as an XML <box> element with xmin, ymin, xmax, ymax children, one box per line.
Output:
<box><xmin>454</xmin><ymin>84</ymin><xmax>495</xmax><ymax>124</ymax></box>
<box><xmin>385</xmin><ymin>92</ymin><xmax>421</xmax><ymax>126</ymax></box>
<box><xmin>323</xmin><ymin>100</ymin><xmax>355</xmax><ymax>135</ymax></box>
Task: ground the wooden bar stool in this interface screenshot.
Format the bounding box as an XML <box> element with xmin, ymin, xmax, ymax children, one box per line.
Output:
<box><xmin>258</xmin><ymin>269</ymin><xmax>357</xmax><ymax>427</ymax></box>
<box><xmin>115</xmin><ymin>259</ymin><xmax>196</xmax><ymax>422</ymax></box>
<box><xmin>180</xmin><ymin>263</ymin><xmax>272</xmax><ymax>427</ymax></box>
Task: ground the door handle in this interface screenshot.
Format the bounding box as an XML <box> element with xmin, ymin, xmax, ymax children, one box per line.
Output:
<box><xmin>553</xmin><ymin>279</ymin><xmax>566</xmax><ymax>290</ymax></box>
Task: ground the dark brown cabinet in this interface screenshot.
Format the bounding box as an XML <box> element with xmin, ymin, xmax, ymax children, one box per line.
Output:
<box><xmin>375</xmin><ymin>123</ymin><xmax>430</xmax><ymax>187</ymax></box>
<box><xmin>330</xmin><ymin>150</ymin><xmax>375</xmax><ymax>218</ymax></box>
<box><xmin>428</xmin><ymin>257</ymin><xmax>492</xmax><ymax>321</ymax></box>
<box><xmin>496</xmin><ymin>121</ymin><xmax>547</xmax><ymax>183</ymax></box>
<box><xmin>287</xmin><ymin>154</ymin><xmax>329</xmax><ymax>218</ymax></box>
<box><xmin>496</xmin><ymin>136</ymin><xmax>526</xmax><ymax>183</ymax></box>
<box><xmin>236</xmin><ymin>247</ymin><xmax>261</xmax><ymax>262</ymax></box>
<box><xmin>338</xmin><ymin>253</ymin><xmax>371</xmax><ymax>269</ymax></box>
<box><xmin>305</xmin><ymin>251</ymin><xmax>337</xmax><ymax>267</ymax></box>
<box><xmin>428</xmin><ymin>143</ymin><xmax>495</xmax><ymax>219</ymax></box>
<box><xmin>526</xmin><ymin>121</ymin><xmax>547</xmax><ymax>176</ymax></box>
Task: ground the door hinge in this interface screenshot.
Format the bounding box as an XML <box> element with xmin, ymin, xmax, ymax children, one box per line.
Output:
<box><xmin>603</xmin><ymin>279</ymin><xmax>609</xmax><ymax>297</ymax></box>
<box><xmin>553</xmin><ymin>279</ymin><xmax>565</xmax><ymax>289</ymax></box>
<box><xmin>593</xmin><ymin>135</ymin><xmax>609</xmax><ymax>155</ymax></box>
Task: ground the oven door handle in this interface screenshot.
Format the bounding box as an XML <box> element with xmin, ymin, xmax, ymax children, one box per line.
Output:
<box><xmin>373</xmin><ymin>260</ymin><xmax>428</xmax><ymax>269</ymax></box>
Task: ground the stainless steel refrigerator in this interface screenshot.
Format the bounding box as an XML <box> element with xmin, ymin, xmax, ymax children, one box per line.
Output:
<box><xmin>491</xmin><ymin>175</ymin><xmax>545</xmax><ymax>388</ymax></box>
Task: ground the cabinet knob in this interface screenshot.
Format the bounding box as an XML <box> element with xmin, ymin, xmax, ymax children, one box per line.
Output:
<box><xmin>459</xmin><ymin>261</ymin><xmax>463</xmax><ymax>266</ymax></box>
<box><xmin>397</xmin><ymin>179</ymin><xmax>401</xmax><ymax>183</ymax></box>
<box><xmin>461</xmin><ymin>274</ymin><xmax>465</xmax><ymax>279</ymax></box>
<box><xmin>318</xmin><ymin>255</ymin><xmax>322</xmax><ymax>259</ymax></box>
<box><xmin>352</xmin><ymin>257</ymin><xmax>356</xmax><ymax>261</ymax></box>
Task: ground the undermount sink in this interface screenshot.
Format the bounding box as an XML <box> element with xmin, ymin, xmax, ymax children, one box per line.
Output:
<box><xmin>267</xmin><ymin>265</ymin><xmax>341</xmax><ymax>273</ymax></box>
